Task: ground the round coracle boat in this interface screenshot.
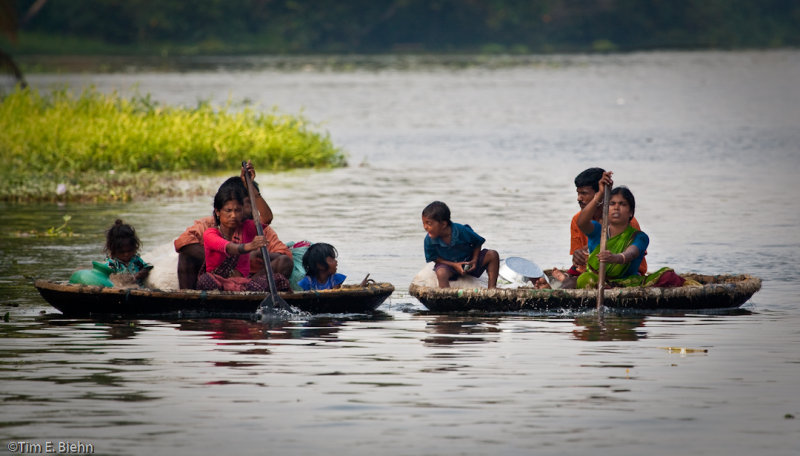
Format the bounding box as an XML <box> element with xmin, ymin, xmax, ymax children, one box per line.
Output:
<box><xmin>409</xmin><ymin>273</ymin><xmax>761</xmax><ymax>312</ymax></box>
<box><xmin>34</xmin><ymin>279</ymin><xmax>395</xmax><ymax>317</ymax></box>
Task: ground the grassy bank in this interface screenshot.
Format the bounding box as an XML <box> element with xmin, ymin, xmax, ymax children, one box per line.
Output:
<box><xmin>0</xmin><ymin>87</ymin><xmax>346</xmax><ymax>202</ymax></box>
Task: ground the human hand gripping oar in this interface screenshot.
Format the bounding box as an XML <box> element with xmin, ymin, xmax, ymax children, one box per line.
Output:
<box><xmin>242</xmin><ymin>161</ymin><xmax>292</xmax><ymax>313</ymax></box>
<box><xmin>596</xmin><ymin>181</ymin><xmax>611</xmax><ymax>311</ymax></box>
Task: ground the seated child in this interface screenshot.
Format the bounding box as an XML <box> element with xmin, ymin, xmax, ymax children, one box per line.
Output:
<box><xmin>104</xmin><ymin>219</ymin><xmax>152</xmax><ymax>286</ymax></box>
<box><xmin>298</xmin><ymin>243</ymin><xmax>346</xmax><ymax>291</ymax></box>
<box><xmin>421</xmin><ymin>201</ymin><xmax>500</xmax><ymax>289</ymax></box>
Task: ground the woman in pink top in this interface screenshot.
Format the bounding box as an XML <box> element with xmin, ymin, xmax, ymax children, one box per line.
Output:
<box><xmin>196</xmin><ymin>185</ymin><xmax>285</xmax><ymax>292</ymax></box>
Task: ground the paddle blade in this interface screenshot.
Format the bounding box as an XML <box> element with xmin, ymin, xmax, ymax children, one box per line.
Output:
<box><xmin>262</xmin><ymin>291</ymin><xmax>291</xmax><ymax>311</ymax></box>
<box><xmin>256</xmin><ymin>292</ymin><xmax>307</xmax><ymax>320</ymax></box>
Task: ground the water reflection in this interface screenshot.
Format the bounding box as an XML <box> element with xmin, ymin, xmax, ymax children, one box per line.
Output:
<box><xmin>176</xmin><ymin>312</ymin><xmax>393</xmax><ymax>341</ymax></box>
<box><xmin>422</xmin><ymin>315</ymin><xmax>502</xmax><ymax>346</ymax></box>
<box><xmin>34</xmin><ymin>312</ymin><xmax>396</xmax><ymax>343</ymax></box>
<box><xmin>177</xmin><ymin>318</ymin><xmax>271</xmax><ymax>341</ymax></box>
<box><xmin>570</xmin><ymin>307</ymin><xmax>754</xmax><ymax>342</ymax></box>
<box><xmin>571</xmin><ymin>314</ymin><xmax>647</xmax><ymax>341</ymax></box>
<box><xmin>43</xmin><ymin>317</ymin><xmax>144</xmax><ymax>340</ymax></box>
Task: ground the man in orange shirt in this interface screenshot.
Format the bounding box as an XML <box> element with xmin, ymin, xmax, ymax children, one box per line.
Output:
<box><xmin>568</xmin><ymin>167</ymin><xmax>647</xmax><ymax>276</ymax></box>
<box><xmin>174</xmin><ymin>170</ymin><xmax>292</xmax><ymax>289</ymax></box>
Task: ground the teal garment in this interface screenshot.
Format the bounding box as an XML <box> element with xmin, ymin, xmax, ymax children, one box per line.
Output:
<box><xmin>286</xmin><ymin>241</ymin><xmax>310</xmax><ymax>291</ymax></box>
<box><xmin>105</xmin><ymin>254</ymin><xmax>150</xmax><ymax>274</ymax></box>
<box><xmin>424</xmin><ymin>222</ymin><xmax>485</xmax><ymax>263</ymax></box>
<box><xmin>104</xmin><ymin>254</ymin><xmax>151</xmax><ymax>286</ymax></box>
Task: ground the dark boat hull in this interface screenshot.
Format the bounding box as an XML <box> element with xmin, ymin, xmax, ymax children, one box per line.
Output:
<box><xmin>34</xmin><ymin>280</ymin><xmax>395</xmax><ymax>317</ymax></box>
<box><xmin>409</xmin><ymin>273</ymin><xmax>761</xmax><ymax>312</ymax></box>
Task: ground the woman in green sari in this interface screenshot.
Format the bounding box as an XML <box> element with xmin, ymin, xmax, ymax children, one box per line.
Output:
<box><xmin>552</xmin><ymin>171</ymin><xmax>661</xmax><ymax>289</ymax></box>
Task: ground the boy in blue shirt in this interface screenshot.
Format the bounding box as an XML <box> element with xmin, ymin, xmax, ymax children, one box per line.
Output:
<box><xmin>422</xmin><ymin>201</ymin><xmax>500</xmax><ymax>289</ymax></box>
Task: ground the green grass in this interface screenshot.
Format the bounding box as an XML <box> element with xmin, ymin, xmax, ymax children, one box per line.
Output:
<box><xmin>0</xmin><ymin>86</ymin><xmax>346</xmax><ymax>202</ymax></box>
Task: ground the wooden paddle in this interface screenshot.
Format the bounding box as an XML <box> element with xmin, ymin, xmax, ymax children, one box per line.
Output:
<box><xmin>242</xmin><ymin>161</ymin><xmax>292</xmax><ymax>312</ymax></box>
<box><xmin>597</xmin><ymin>184</ymin><xmax>611</xmax><ymax>310</ymax></box>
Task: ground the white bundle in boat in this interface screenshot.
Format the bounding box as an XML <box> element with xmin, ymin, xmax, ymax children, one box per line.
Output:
<box><xmin>142</xmin><ymin>242</ymin><xmax>179</xmax><ymax>290</ymax></box>
<box><xmin>411</xmin><ymin>262</ymin><xmax>487</xmax><ymax>288</ymax></box>
<box><xmin>411</xmin><ymin>258</ymin><xmax>545</xmax><ymax>289</ymax></box>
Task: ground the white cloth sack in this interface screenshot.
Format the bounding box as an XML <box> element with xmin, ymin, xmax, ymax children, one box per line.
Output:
<box><xmin>142</xmin><ymin>242</ymin><xmax>179</xmax><ymax>290</ymax></box>
<box><xmin>411</xmin><ymin>262</ymin><xmax>487</xmax><ymax>288</ymax></box>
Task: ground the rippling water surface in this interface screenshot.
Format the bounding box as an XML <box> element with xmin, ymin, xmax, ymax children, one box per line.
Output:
<box><xmin>2</xmin><ymin>51</ymin><xmax>799</xmax><ymax>455</ymax></box>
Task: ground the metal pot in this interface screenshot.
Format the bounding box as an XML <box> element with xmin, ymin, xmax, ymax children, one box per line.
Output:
<box><xmin>499</xmin><ymin>257</ymin><xmax>545</xmax><ymax>284</ymax></box>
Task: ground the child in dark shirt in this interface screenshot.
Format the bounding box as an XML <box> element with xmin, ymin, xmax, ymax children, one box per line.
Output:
<box><xmin>421</xmin><ymin>201</ymin><xmax>499</xmax><ymax>289</ymax></box>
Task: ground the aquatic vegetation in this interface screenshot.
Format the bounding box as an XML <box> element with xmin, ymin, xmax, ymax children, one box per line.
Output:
<box><xmin>0</xmin><ymin>167</ymin><xmax>213</xmax><ymax>203</ymax></box>
<box><xmin>13</xmin><ymin>215</ymin><xmax>78</xmax><ymax>238</ymax></box>
<box><xmin>0</xmin><ymin>86</ymin><xmax>346</xmax><ymax>202</ymax></box>
<box><xmin>45</xmin><ymin>215</ymin><xmax>74</xmax><ymax>237</ymax></box>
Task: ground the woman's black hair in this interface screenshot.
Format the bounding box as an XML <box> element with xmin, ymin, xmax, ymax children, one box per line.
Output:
<box><xmin>302</xmin><ymin>243</ymin><xmax>338</xmax><ymax>276</ymax></box>
<box><xmin>422</xmin><ymin>201</ymin><xmax>451</xmax><ymax>226</ymax></box>
<box><xmin>610</xmin><ymin>186</ymin><xmax>636</xmax><ymax>220</ymax></box>
<box><xmin>574</xmin><ymin>167</ymin><xmax>605</xmax><ymax>192</ymax></box>
<box><xmin>212</xmin><ymin>185</ymin><xmax>246</xmax><ymax>225</ymax></box>
<box><xmin>104</xmin><ymin>219</ymin><xmax>140</xmax><ymax>256</ymax></box>
<box><xmin>217</xmin><ymin>176</ymin><xmax>259</xmax><ymax>196</ymax></box>
<box><xmin>216</xmin><ymin>176</ymin><xmax>259</xmax><ymax>221</ymax></box>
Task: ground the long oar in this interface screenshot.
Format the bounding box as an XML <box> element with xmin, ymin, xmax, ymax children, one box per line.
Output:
<box><xmin>596</xmin><ymin>185</ymin><xmax>611</xmax><ymax>311</ymax></box>
<box><xmin>242</xmin><ymin>161</ymin><xmax>291</xmax><ymax>312</ymax></box>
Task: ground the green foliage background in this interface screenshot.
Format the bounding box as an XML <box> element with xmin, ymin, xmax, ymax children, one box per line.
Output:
<box><xmin>2</xmin><ymin>0</ymin><xmax>797</xmax><ymax>201</ymax></box>
<box><xmin>7</xmin><ymin>0</ymin><xmax>800</xmax><ymax>55</ymax></box>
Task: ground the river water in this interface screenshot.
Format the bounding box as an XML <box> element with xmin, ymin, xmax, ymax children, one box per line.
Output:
<box><xmin>2</xmin><ymin>51</ymin><xmax>799</xmax><ymax>455</ymax></box>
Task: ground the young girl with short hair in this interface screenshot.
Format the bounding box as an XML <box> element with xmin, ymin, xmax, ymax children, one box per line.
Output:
<box><xmin>299</xmin><ymin>243</ymin><xmax>346</xmax><ymax>291</ymax></box>
<box><xmin>104</xmin><ymin>219</ymin><xmax>152</xmax><ymax>286</ymax></box>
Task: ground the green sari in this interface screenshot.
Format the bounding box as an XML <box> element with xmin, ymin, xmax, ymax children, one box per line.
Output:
<box><xmin>575</xmin><ymin>225</ymin><xmax>644</xmax><ymax>289</ymax></box>
<box><xmin>576</xmin><ymin>224</ymin><xmax>674</xmax><ymax>289</ymax></box>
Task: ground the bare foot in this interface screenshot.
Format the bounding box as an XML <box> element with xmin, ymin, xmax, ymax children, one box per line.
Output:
<box><xmin>551</xmin><ymin>267</ymin><xmax>568</xmax><ymax>282</ymax></box>
<box><xmin>109</xmin><ymin>273</ymin><xmax>138</xmax><ymax>288</ymax></box>
<box><xmin>532</xmin><ymin>277</ymin><xmax>551</xmax><ymax>289</ymax></box>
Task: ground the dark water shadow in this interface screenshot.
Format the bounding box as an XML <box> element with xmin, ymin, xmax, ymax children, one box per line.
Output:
<box><xmin>570</xmin><ymin>307</ymin><xmax>754</xmax><ymax>342</ymax></box>
<box><xmin>20</xmin><ymin>314</ymin><xmax>145</xmax><ymax>340</ymax></box>
<box><xmin>571</xmin><ymin>314</ymin><xmax>646</xmax><ymax>341</ymax></box>
<box><xmin>411</xmin><ymin>306</ymin><xmax>754</xmax><ymax>343</ymax></box>
<box><xmin>421</xmin><ymin>315</ymin><xmax>502</xmax><ymax>346</ymax></box>
<box><xmin>34</xmin><ymin>310</ymin><xmax>393</xmax><ymax>340</ymax></box>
